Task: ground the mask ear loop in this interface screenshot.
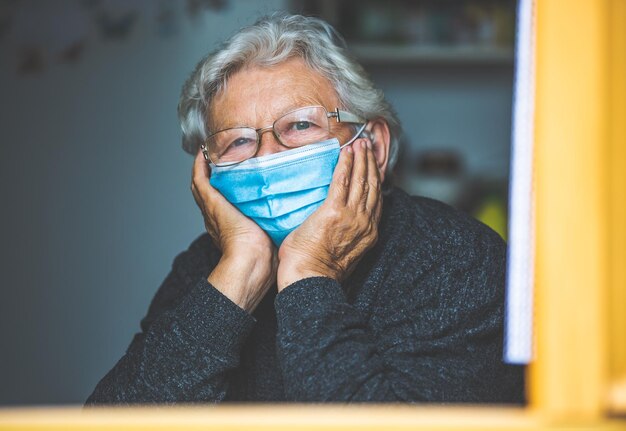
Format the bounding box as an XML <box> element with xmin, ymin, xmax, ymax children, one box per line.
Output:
<box><xmin>339</xmin><ymin>121</ymin><xmax>369</xmax><ymax>149</ymax></box>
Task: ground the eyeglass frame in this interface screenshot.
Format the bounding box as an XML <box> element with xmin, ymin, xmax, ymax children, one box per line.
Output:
<box><xmin>200</xmin><ymin>105</ymin><xmax>368</xmax><ymax>167</ymax></box>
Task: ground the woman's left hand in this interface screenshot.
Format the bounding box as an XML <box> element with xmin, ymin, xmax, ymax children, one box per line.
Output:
<box><xmin>277</xmin><ymin>138</ymin><xmax>382</xmax><ymax>291</ymax></box>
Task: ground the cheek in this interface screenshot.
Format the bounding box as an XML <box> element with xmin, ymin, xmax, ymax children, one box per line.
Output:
<box><xmin>330</xmin><ymin>124</ymin><xmax>356</xmax><ymax>145</ymax></box>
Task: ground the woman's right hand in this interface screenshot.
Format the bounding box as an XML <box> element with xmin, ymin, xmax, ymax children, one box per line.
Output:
<box><xmin>191</xmin><ymin>149</ymin><xmax>277</xmax><ymax>313</ymax></box>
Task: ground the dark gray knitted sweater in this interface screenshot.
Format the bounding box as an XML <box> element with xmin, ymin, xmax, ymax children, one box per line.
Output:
<box><xmin>86</xmin><ymin>187</ymin><xmax>524</xmax><ymax>404</ymax></box>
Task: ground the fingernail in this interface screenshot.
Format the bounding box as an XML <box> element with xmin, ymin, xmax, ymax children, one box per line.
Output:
<box><xmin>346</xmin><ymin>145</ymin><xmax>353</xmax><ymax>153</ymax></box>
<box><xmin>361</xmin><ymin>140</ymin><xmax>366</xmax><ymax>149</ymax></box>
<box><xmin>366</xmin><ymin>140</ymin><xmax>372</xmax><ymax>150</ymax></box>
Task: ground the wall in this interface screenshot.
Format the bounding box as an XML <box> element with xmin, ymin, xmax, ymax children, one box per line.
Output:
<box><xmin>0</xmin><ymin>0</ymin><xmax>285</xmax><ymax>405</ymax></box>
<box><xmin>370</xmin><ymin>64</ymin><xmax>513</xmax><ymax>179</ymax></box>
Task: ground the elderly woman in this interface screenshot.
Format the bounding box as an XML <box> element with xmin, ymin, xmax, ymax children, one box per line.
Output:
<box><xmin>87</xmin><ymin>14</ymin><xmax>524</xmax><ymax>404</ymax></box>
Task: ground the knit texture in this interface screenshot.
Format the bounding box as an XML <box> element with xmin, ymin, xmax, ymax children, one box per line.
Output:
<box><xmin>86</xmin><ymin>187</ymin><xmax>525</xmax><ymax>404</ymax></box>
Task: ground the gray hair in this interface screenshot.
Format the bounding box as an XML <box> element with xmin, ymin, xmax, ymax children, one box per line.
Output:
<box><xmin>178</xmin><ymin>13</ymin><xmax>402</xmax><ymax>177</ymax></box>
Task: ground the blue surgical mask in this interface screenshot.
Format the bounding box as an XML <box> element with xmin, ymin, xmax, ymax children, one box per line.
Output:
<box><xmin>209</xmin><ymin>138</ymin><xmax>341</xmax><ymax>246</ymax></box>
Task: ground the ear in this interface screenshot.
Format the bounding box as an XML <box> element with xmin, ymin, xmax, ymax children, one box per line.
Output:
<box><xmin>364</xmin><ymin>118</ymin><xmax>391</xmax><ymax>183</ymax></box>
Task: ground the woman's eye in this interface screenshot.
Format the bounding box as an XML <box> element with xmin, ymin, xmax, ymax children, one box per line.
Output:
<box><xmin>231</xmin><ymin>137</ymin><xmax>253</xmax><ymax>147</ymax></box>
<box><xmin>221</xmin><ymin>137</ymin><xmax>254</xmax><ymax>155</ymax></box>
<box><xmin>292</xmin><ymin>121</ymin><xmax>311</xmax><ymax>131</ymax></box>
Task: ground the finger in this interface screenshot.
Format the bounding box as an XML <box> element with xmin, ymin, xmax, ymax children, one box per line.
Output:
<box><xmin>192</xmin><ymin>147</ymin><xmax>243</xmax><ymax>223</ymax></box>
<box><xmin>192</xmin><ymin>149</ymin><xmax>226</xmax><ymax>218</ymax></box>
<box><xmin>373</xmin><ymin>189</ymin><xmax>383</xmax><ymax>225</ymax></box>
<box><xmin>192</xmin><ymin>148</ymin><xmax>211</xmax><ymax>195</ymax></box>
<box><xmin>190</xmin><ymin>181</ymin><xmax>206</xmax><ymax>212</ymax></box>
<box><xmin>193</xmin><ymin>148</ymin><xmax>226</xmax><ymax>213</ymax></box>
<box><xmin>365</xmin><ymin>140</ymin><xmax>381</xmax><ymax>212</ymax></box>
<box><xmin>347</xmin><ymin>139</ymin><xmax>369</xmax><ymax>209</ymax></box>
<box><xmin>326</xmin><ymin>143</ymin><xmax>354</xmax><ymax>206</ymax></box>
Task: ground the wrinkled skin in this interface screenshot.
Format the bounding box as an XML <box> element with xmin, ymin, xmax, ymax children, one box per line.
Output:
<box><xmin>190</xmin><ymin>58</ymin><xmax>390</xmax><ymax>312</ymax></box>
<box><xmin>191</xmin><ymin>149</ymin><xmax>277</xmax><ymax>312</ymax></box>
<box><xmin>277</xmin><ymin>138</ymin><xmax>383</xmax><ymax>290</ymax></box>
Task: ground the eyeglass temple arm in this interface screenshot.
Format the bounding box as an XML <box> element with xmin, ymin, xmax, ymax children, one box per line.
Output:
<box><xmin>330</xmin><ymin>108</ymin><xmax>366</xmax><ymax>125</ymax></box>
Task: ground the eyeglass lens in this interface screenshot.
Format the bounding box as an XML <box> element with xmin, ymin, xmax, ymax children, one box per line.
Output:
<box><xmin>207</xmin><ymin>106</ymin><xmax>331</xmax><ymax>165</ymax></box>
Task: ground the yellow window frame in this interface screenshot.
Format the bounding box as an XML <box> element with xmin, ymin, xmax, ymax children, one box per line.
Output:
<box><xmin>0</xmin><ymin>1</ymin><xmax>624</xmax><ymax>429</ymax></box>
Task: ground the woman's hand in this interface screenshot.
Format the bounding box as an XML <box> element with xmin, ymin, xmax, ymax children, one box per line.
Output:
<box><xmin>191</xmin><ymin>150</ymin><xmax>277</xmax><ymax>312</ymax></box>
<box><xmin>277</xmin><ymin>138</ymin><xmax>382</xmax><ymax>290</ymax></box>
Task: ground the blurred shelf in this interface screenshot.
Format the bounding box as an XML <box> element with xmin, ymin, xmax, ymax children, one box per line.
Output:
<box><xmin>349</xmin><ymin>44</ymin><xmax>514</xmax><ymax>65</ymax></box>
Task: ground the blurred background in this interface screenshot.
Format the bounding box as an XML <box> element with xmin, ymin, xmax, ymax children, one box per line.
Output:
<box><xmin>0</xmin><ymin>0</ymin><xmax>516</xmax><ymax>405</ymax></box>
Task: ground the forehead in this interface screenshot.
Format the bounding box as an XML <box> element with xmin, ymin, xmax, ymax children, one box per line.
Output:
<box><xmin>208</xmin><ymin>57</ymin><xmax>341</xmax><ymax>130</ymax></box>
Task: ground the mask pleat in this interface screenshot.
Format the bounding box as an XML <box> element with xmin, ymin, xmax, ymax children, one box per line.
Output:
<box><xmin>208</xmin><ymin>138</ymin><xmax>341</xmax><ymax>246</ymax></box>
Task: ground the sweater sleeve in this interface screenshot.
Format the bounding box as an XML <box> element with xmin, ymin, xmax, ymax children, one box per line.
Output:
<box><xmin>85</xmin><ymin>236</ymin><xmax>256</xmax><ymax>405</ymax></box>
<box><xmin>274</xmin><ymin>228</ymin><xmax>524</xmax><ymax>403</ymax></box>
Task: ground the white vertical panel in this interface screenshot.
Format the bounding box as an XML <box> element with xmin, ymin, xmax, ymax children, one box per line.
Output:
<box><xmin>504</xmin><ymin>0</ymin><xmax>536</xmax><ymax>365</ymax></box>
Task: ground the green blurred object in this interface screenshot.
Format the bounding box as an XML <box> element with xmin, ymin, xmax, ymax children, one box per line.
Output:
<box><xmin>474</xmin><ymin>193</ymin><xmax>508</xmax><ymax>240</ymax></box>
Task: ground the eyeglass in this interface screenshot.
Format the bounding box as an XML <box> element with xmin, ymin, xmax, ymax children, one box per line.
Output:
<box><xmin>201</xmin><ymin>105</ymin><xmax>367</xmax><ymax>166</ymax></box>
